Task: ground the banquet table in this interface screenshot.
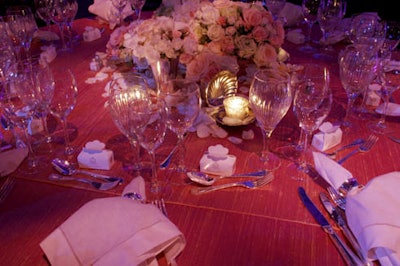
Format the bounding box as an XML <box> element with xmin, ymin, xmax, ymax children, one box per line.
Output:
<box><xmin>1</xmin><ymin>17</ymin><xmax>400</xmax><ymax>266</ymax></box>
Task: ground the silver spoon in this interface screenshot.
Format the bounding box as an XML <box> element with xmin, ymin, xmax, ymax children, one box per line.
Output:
<box><xmin>49</xmin><ymin>173</ymin><xmax>120</xmax><ymax>190</ymax></box>
<box><xmin>187</xmin><ymin>170</ymin><xmax>267</xmax><ymax>186</ymax></box>
<box><xmin>52</xmin><ymin>158</ymin><xmax>123</xmax><ymax>184</ymax></box>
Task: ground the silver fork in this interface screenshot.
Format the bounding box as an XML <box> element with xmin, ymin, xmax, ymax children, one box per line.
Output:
<box><xmin>152</xmin><ymin>198</ymin><xmax>168</xmax><ymax>217</ymax></box>
<box><xmin>338</xmin><ymin>134</ymin><xmax>379</xmax><ymax>164</ymax></box>
<box><xmin>191</xmin><ymin>173</ymin><xmax>274</xmax><ymax>195</ymax></box>
<box><xmin>0</xmin><ymin>177</ymin><xmax>16</xmax><ymax>204</ymax></box>
<box><xmin>327</xmin><ymin>186</ymin><xmax>346</xmax><ymax>210</ymax></box>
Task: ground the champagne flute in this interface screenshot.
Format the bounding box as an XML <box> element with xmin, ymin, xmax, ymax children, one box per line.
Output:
<box><xmin>249</xmin><ymin>68</ymin><xmax>293</xmax><ymax>171</ymax></box>
<box><xmin>129</xmin><ymin>0</ymin><xmax>146</xmax><ymax>21</ymax></box>
<box><xmin>287</xmin><ymin>64</ymin><xmax>332</xmax><ymax>180</ymax></box>
<box><xmin>339</xmin><ymin>44</ymin><xmax>378</xmax><ymax>127</ymax></box>
<box><xmin>136</xmin><ymin>100</ymin><xmax>167</xmax><ymax>194</ymax></box>
<box><xmin>299</xmin><ymin>0</ymin><xmax>321</xmax><ymax>52</ymax></box>
<box><xmin>107</xmin><ymin>76</ymin><xmax>150</xmax><ymax>174</ymax></box>
<box><xmin>49</xmin><ymin>68</ymin><xmax>78</xmax><ymax>156</ymax></box>
<box><xmin>161</xmin><ymin>79</ymin><xmax>200</xmax><ymax>174</ymax></box>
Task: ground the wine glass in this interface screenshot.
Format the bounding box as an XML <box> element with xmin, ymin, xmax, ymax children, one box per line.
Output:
<box><xmin>34</xmin><ymin>0</ymin><xmax>53</xmax><ymax>31</ymax></box>
<box><xmin>0</xmin><ymin>22</ymin><xmax>16</xmax><ymax>82</ymax></box>
<box><xmin>315</xmin><ymin>0</ymin><xmax>346</xmax><ymax>57</ymax></box>
<box><xmin>130</xmin><ymin>0</ymin><xmax>146</xmax><ymax>21</ymax></box>
<box><xmin>339</xmin><ymin>44</ymin><xmax>378</xmax><ymax>127</ymax></box>
<box><xmin>2</xmin><ymin>63</ymin><xmax>40</xmax><ymax>171</ymax></box>
<box><xmin>136</xmin><ymin>100</ymin><xmax>167</xmax><ymax>194</ymax></box>
<box><xmin>49</xmin><ymin>68</ymin><xmax>78</xmax><ymax>156</ymax></box>
<box><xmin>6</xmin><ymin>6</ymin><xmax>38</xmax><ymax>60</ymax></box>
<box><xmin>287</xmin><ymin>64</ymin><xmax>332</xmax><ymax>180</ymax></box>
<box><xmin>111</xmin><ymin>0</ymin><xmax>129</xmax><ymax>26</ymax></box>
<box><xmin>299</xmin><ymin>0</ymin><xmax>321</xmax><ymax>52</ymax></box>
<box><xmin>161</xmin><ymin>79</ymin><xmax>200</xmax><ymax>174</ymax></box>
<box><xmin>249</xmin><ymin>68</ymin><xmax>293</xmax><ymax>171</ymax></box>
<box><xmin>50</xmin><ymin>0</ymin><xmax>78</xmax><ymax>51</ymax></box>
<box><xmin>107</xmin><ymin>75</ymin><xmax>150</xmax><ymax>174</ymax></box>
<box><xmin>262</xmin><ymin>0</ymin><xmax>286</xmax><ymax>21</ymax></box>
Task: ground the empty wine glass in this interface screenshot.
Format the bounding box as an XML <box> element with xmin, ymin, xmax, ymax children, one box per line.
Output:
<box><xmin>249</xmin><ymin>68</ymin><xmax>293</xmax><ymax>171</ymax></box>
<box><xmin>2</xmin><ymin>63</ymin><xmax>40</xmax><ymax>171</ymax></box>
<box><xmin>6</xmin><ymin>6</ymin><xmax>38</xmax><ymax>60</ymax></box>
<box><xmin>50</xmin><ymin>0</ymin><xmax>78</xmax><ymax>51</ymax></box>
<box><xmin>136</xmin><ymin>100</ymin><xmax>167</xmax><ymax>194</ymax></box>
<box><xmin>49</xmin><ymin>68</ymin><xmax>78</xmax><ymax>156</ymax></box>
<box><xmin>300</xmin><ymin>0</ymin><xmax>321</xmax><ymax>52</ymax></box>
<box><xmin>112</xmin><ymin>0</ymin><xmax>129</xmax><ymax>26</ymax></box>
<box><xmin>107</xmin><ymin>75</ymin><xmax>150</xmax><ymax>174</ymax></box>
<box><xmin>34</xmin><ymin>0</ymin><xmax>53</xmax><ymax>30</ymax></box>
<box><xmin>339</xmin><ymin>44</ymin><xmax>378</xmax><ymax>127</ymax></box>
<box><xmin>130</xmin><ymin>0</ymin><xmax>146</xmax><ymax>21</ymax></box>
<box><xmin>0</xmin><ymin>23</ymin><xmax>16</xmax><ymax>81</ymax></box>
<box><xmin>287</xmin><ymin>64</ymin><xmax>332</xmax><ymax>180</ymax></box>
<box><xmin>262</xmin><ymin>0</ymin><xmax>286</xmax><ymax>21</ymax></box>
<box><xmin>161</xmin><ymin>79</ymin><xmax>200</xmax><ymax>174</ymax></box>
<box><xmin>315</xmin><ymin>0</ymin><xmax>346</xmax><ymax>57</ymax></box>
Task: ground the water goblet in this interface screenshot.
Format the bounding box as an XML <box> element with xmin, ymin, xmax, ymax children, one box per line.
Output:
<box><xmin>49</xmin><ymin>68</ymin><xmax>78</xmax><ymax>156</ymax></box>
<box><xmin>249</xmin><ymin>68</ymin><xmax>293</xmax><ymax>171</ymax></box>
<box><xmin>129</xmin><ymin>0</ymin><xmax>146</xmax><ymax>21</ymax></box>
<box><xmin>161</xmin><ymin>79</ymin><xmax>200</xmax><ymax>174</ymax></box>
<box><xmin>50</xmin><ymin>0</ymin><xmax>78</xmax><ymax>51</ymax></box>
<box><xmin>299</xmin><ymin>0</ymin><xmax>321</xmax><ymax>52</ymax></box>
<box><xmin>339</xmin><ymin>44</ymin><xmax>378</xmax><ymax>127</ymax></box>
<box><xmin>136</xmin><ymin>100</ymin><xmax>167</xmax><ymax>194</ymax></box>
<box><xmin>107</xmin><ymin>75</ymin><xmax>150</xmax><ymax>174</ymax></box>
<box><xmin>287</xmin><ymin>64</ymin><xmax>332</xmax><ymax>180</ymax></box>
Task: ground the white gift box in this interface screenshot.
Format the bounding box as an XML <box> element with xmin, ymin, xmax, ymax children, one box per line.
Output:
<box><xmin>199</xmin><ymin>144</ymin><xmax>236</xmax><ymax>176</ymax></box>
<box><xmin>365</xmin><ymin>84</ymin><xmax>381</xmax><ymax>107</ymax></box>
<box><xmin>77</xmin><ymin>140</ymin><xmax>114</xmax><ymax>170</ymax></box>
<box><xmin>312</xmin><ymin>122</ymin><xmax>343</xmax><ymax>151</ymax></box>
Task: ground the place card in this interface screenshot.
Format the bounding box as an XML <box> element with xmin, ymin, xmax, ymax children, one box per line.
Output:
<box><xmin>77</xmin><ymin>140</ymin><xmax>114</xmax><ymax>170</ymax></box>
<box><xmin>312</xmin><ymin>122</ymin><xmax>342</xmax><ymax>151</ymax></box>
<box><xmin>199</xmin><ymin>144</ymin><xmax>236</xmax><ymax>176</ymax></box>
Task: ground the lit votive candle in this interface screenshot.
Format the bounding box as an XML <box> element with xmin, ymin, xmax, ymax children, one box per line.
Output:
<box><xmin>223</xmin><ymin>95</ymin><xmax>249</xmax><ymax>120</ymax></box>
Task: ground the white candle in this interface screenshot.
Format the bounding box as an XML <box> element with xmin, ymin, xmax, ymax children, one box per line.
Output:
<box><xmin>223</xmin><ymin>96</ymin><xmax>249</xmax><ymax>120</ymax></box>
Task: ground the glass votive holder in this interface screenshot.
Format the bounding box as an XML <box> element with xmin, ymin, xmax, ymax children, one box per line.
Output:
<box><xmin>223</xmin><ymin>95</ymin><xmax>249</xmax><ymax>120</ymax></box>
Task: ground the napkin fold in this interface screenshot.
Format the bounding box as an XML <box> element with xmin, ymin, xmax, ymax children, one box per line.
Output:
<box><xmin>280</xmin><ymin>3</ymin><xmax>303</xmax><ymax>27</ymax></box>
<box><xmin>346</xmin><ymin>171</ymin><xmax>400</xmax><ymax>266</ymax></box>
<box><xmin>40</xmin><ymin>177</ymin><xmax>186</xmax><ymax>266</ymax></box>
<box><xmin>375</xmin><ymin>102</ymin><xmax>400</xmax><ymax>116</ymax></box>
<box><xmin>88</xmin><ymin>0</ymin><xmax>134</xmax><ymax>29</ymax></box>
<box><xmin>0</xmin><ymin>147</ymin><xmax>28</xmax><ymax>177</ymax></box>
<box><xmin>312</xmin><ymin>151</ymin><xmax>353</xmax><ymax>190</ymax></box>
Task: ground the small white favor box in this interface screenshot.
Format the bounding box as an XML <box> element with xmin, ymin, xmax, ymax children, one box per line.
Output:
<box><xmin>83</xmin><ymin>26</ymin><xmax>101</xmax><ymax>42</ymax></box>
<box><xmin>312</xmin><ymin>122</ymin><xmax>342</xmax><ymax>151</ymax></box>
<box><xmin>199</xmin><ymin>144</ymin><xmax>236</xmax><ymax>176</ymax></box>
<box><xmin>77</xmin><ymin>140</ymin><xmax>114</xmax><ymax>170</ymax></box>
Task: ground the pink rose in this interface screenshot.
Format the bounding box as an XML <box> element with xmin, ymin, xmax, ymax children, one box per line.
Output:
<box><xmin>242</xmin><ymin>6</ymin><xmax>263</xmax><ymax>27</ymax></box>
<box><xmin>252</xmin><ymin>26</ymin><xmax>269</xmax><ymax>43</ymax></box>
<box><xmin>253</xmin><ymin>43</ymin><xmax>278</xmax><ymax>68</ymax></box>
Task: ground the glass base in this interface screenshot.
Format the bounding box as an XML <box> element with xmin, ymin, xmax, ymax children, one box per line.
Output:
<box><xmin>260</xmin><ymin>151</ymin><xmax>282</xmax><ymax>171</ymax></box>
<box><xmin>368</xmin><ymin>121</ymin><xmax>394</xmax><ymax>135</ymax></box>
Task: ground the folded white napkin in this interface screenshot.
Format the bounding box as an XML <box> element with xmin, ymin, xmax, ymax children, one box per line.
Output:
<box><xmin>33</xmin><ymin>30</ymin><xmax>60</xmax><ymax>41</ymax></box>
<box><xmin>375</xmin><ymin>102</ymin><xmax>400</xmax><ymax>116</ymax></box>
<box><xmin>88</xmin><ymin>0</ymin><xmax>134</xmax><ymax>29</ymax></box>
<box><xmin>286</xmin><ymin>29</ymin><xmax>305</xmax><ymax>44</ymax></box>
<box><xmin>0</xmin><ymin>148</ymin><xmax>28</xmax><ymax>177</ymax></box>
<box><xmin>320</xmin><ymin>30</ymin><xmax>345</xmax><ymax>45</ymax></box>
<box><xmin>312</xmin><ymin>151</ymin><xmax>353</xmax><ymax>190</ymax></box>
<box><xmin>40</xmin><ymin>177</ymin><xmax>185</xmax><ymax>266</ymax></box>
<box><xmin>346</xmin><ymin>171</ymin><xmax>400</xmax><ymax>266</ymax></box>
<box><xmin>280</xmin><ymin>3</ymin><xmax>303</xmax><ymax>27</ymax></box>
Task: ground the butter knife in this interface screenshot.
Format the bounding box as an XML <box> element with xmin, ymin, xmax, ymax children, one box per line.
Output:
<box><xmin>298</xmin><ymin>187</ymin><xmax>363</xmax><ymax>266</ymax></box>
<box><xmin>320</xmin><ymin>192</ymin><xmax>371</xmax><ymax>266</ymax></box>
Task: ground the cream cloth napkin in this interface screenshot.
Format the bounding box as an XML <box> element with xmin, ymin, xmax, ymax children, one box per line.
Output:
<box><xmin>312</xmin><ymin>151</ymin><xmax>353</xmax><ymax>190</ymax></box>
<box><xmin>88</xmin><ymin>0</ymin><xmax>134</xmax><ymax>29</ymax></box>
<box><xmin>346</xmin><ymin>171</ymin><xmax>400</xmax><ymax>266</ymax></box>
<box><xmin>376</xmin><ymin>102</ymin><xmax>400</xmax><ymax>116</ymax></box>
<box><xmin>40</xmin><ymin>177</ymin><xmax>186</xmax><ymax>266</ymax></box>
<box><xmin>0</xmin><ymin>147</ymin><xmax>28</xmax><ymax>177</ymax></box>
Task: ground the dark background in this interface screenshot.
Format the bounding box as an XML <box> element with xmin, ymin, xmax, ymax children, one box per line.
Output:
<box><xmin>0</xmin><ymin>0</ymin><xmax>398</xmax><ymax>23</ymax></box>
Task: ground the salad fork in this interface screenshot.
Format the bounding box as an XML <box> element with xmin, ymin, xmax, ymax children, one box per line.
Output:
<box><xmin>327</xmin><ymin>186</ymin><xmax>346</xmax><ymax>210</ymax></box>
<box><xmin>191</xmin><ymin>173</ymin><xmax>274</xmax><ymax>195</ymax></box>
<box><xmin>338</xmin><ymin>134</ymin><xmax>379</xmax><ymax>164</ymax></box>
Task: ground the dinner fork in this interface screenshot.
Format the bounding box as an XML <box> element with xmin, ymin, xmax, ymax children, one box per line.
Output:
<box><xmin>0</xmin><ymin>177</ymin><xmax>16</xmax><ymax>204</ymax></box>
<box><xmin>327</xmin><ymin>186</ymin><xmax>346</xmax><ymax>211</ymax></box>
<box><xmin>152</xmin><ymin>198</ymin><xmax>168</xmax><ymax>217</ymax></box>
<box><xmin>337</xmin><ymin>134</ymin><xmax>379</xmax><ymax>164</ymax></box>
<box><xmin>191</xmin><ymin>173</ymin><xmax>274</xmax><ymax>195</ymax></box>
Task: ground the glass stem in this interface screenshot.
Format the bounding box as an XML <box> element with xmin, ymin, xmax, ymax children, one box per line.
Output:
<box><xmin>344</xmin><ymin>96</ymin><xmax>356</xmax><ymax>126</ymax></box>
<box><xmin>23</xmin><ymin>125</ymin><xmax>38</xmax><ymax>168</ymax></box>
<box><xmin>378</xmin><ymin>89</ymin><xmax>390</xmax><ymax>128</ymax></box>
<box><xmin>58</xmin><ymin>23</ymin><xmax>67</xmax><ymax>50</ymax></box>
<box><xmin>299</xmin><ymin>131</ymin><xmax>310</xmax><ymax>168</ymax></box>
<box><xmin>60</xmin><ymin>117</ymin><xmax>73</xmax><ymax>155</ymax></box>
<box><xmin>176</xmin><ymin>134</ymin><xmax>186</xmax><ymax>172</ymax></box>
<box><xmin>261</xmin><ymin>129</ymin><xmax>272</xmax><ymax>161</ymax></box>
<box><xmin>149</xmin><ymin>150</ymin><xmax>160</xmax><ymax>194</ymax></box>
<box><xmin>128</xmin><ymin>137</ymin><xmax>141</xmax><ymax>172</ymax></box>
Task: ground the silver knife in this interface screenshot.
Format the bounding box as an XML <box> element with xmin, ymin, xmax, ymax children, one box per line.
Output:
<box><xmin>320</xmin><ymin>192</ymin><xmax>371</xmax><ymax>266</ymax></box>
<box><xmin>298</xmin><ymin>187</ymin><xmax>363</xmax><ymax>266</ymax></box>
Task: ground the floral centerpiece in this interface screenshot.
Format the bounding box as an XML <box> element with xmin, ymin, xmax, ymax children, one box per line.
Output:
<box><xmin>106</xmin><ymin>0</ymin><xmax>287</xmax><ymax>84</ymax></box>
